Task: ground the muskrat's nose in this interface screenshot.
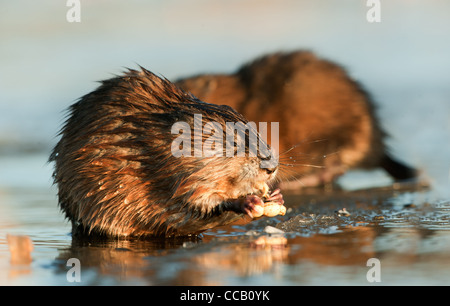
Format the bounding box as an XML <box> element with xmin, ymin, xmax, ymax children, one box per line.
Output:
<box><xmin>265</xmin><ymin>167</ymin><xmax>277</xmax><ymax>175</ymax></box>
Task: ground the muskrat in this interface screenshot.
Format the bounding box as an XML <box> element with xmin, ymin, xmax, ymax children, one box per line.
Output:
<box><xmin>175</xmin><ymin>51</ymin><xmax>417</xmax><ymax>188</ymax></box>
<box><xmin>49</xmin><ymin>68</ymin><xmax>285</xmax><ymax>238</ymax></box>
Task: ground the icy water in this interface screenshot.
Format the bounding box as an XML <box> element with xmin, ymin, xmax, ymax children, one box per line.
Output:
<box><xmin>2</xmin><ymin>179</ymin><xmax>450</xmax><ymax>286</ymax></box>
<box><xmin>1</xmin><ymin>1</ymin><xmax>450</xmax><ymax>286</ymax></box>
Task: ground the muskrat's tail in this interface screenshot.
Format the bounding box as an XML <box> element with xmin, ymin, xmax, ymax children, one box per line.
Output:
<box><xmin>381</xmin><ymin>153</ymin><xmax>417</xmax><ymax>180</ymax></box>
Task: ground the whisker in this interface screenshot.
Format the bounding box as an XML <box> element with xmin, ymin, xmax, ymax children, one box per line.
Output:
<box><xmin>278</xmin><ymin>155</ymin><xmax>327</xmax><ymax>161</ymax></box>
<box><xmin>278</xmin><ymin>150</ymin><xmax>340</xmax><ymax>159</ymax></box>
<box><xmin>275</xmin><ymin>167</ymin><xmax>306</xmax><ymax>186</ymax></box>
<box><xmin>277</xmin><ymin>138</ymin><xmax>329</xmax><ymax>157</ymax></box>
<box><xmin>278</xmin><ymin>153</ymin><xmax>321</xmax><ymax>158</ymax></box>
<box><xmin>294</xmin><ymin>164</ymin><xmax>325</xmax><ymax>169</ymax></box>
<box><xmin>279</xmin><ymin>162</ymin><xmax>325</xmax><ymax>169</ymax></box>
<box><xmin>277</xmin><ymin>150</ymin><xmax>341</xmax><ymax>166</ymax></box>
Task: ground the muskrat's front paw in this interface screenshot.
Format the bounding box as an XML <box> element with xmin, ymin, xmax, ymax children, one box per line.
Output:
<box><xmin>241</xmin><ymin>189</ymin><xmax>287</xmax><ymax>219</ymax></box>
<box><xmin>241</xmin><ymin>195</ymin><xmax>265</xmax><ymax>218</ymax></box>
<box><xmin>265</xmin><ymin>188</ymin><xmax>284</xmax><ymax>205</ymax></box>
<box><xmin>262</xmin><ymin>188</ymin><xmax>287</xmax><ymax>217</ymax></box>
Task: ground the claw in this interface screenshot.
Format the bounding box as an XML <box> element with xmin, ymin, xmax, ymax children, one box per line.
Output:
<box><xmin>266</xmin><ymin>188</ymin><xmax>284</xmax><ymax>205</ymax></box>
<box><xmin>241</xmin><ymin>195</ymin><xmax>264</xmax><ymax>218</ymax></box>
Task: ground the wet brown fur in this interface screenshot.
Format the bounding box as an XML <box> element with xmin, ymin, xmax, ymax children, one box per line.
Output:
<box><xmin>176</xmin><ymin>51</ymin><xmax>417</xmax><ymax>186</ymax></box>
<box><xmin>50</xmin><ymin>68</ymin><xmax>276</xmax><ymax>238</ymax></box>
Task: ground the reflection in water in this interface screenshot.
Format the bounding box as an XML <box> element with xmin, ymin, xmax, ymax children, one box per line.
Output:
<box><xmin>286</xmin><ymin>226</ymin><xmax>376</xmax><ymax>266</ymax></box>
<box><xmin>54</xmin><ymin>233</ymin><xmax>290</xmax><ymax>285</ymax></box>
<box><xmin>55</xmin><ymin>236</ymin><xmax>201</xmax><ymax>285</ymax></box>
<box><xmin>52</xmin><ymin>194</ymin><xmax>450</xmax><ymax>285</ymax></box>
<box><xmin>192</xmin><ymin>233</ymin><xmax>289</xmax><ymax>279</ymax></box>
<box><xmin>6</xmin><ymin>235</ymin><xmax>34</xmax><ymax>279</ymax></box>
<box><xmin>3</xmin><ymin>183</ymin><xmax>448</xmax><ymax>285</ymax></box>
<box><xmin>7</xmin><ymin>235</ymin><xmax>34</xmax><ymax>265</ymax></box>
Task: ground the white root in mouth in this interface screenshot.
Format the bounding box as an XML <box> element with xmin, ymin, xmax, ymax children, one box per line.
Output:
<box><xmin>252</xmin><ymin>182</ymin><xmax>286</xmax><ymax>218</ymax></box>
<box><xmin>260</xmin><ymin>202</ymin><xmax>287</xmax><ymax>217</ymax></box>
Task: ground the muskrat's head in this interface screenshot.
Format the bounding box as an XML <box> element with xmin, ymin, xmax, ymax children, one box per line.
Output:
<box><xmin>225</xmin><ymin>152</ymin><xmax>278</xmax><ymax>199</ymax></box>
<box><xmin>174</xmin><ymin>111</ymin><xmax>279</xmax><ymax>211</ymax></box>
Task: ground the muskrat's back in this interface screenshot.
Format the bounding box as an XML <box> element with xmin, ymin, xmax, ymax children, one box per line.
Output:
<box><xmin>176</xmin><ymin>51</ymin><xmax>417</xmax><ymax>187</ymax></box>
<box><xmin>50</xmin><ymin>68</ymin><xmax>284</xmax><ymax>238</ymax></box>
